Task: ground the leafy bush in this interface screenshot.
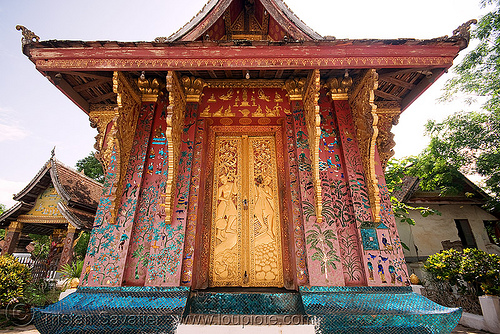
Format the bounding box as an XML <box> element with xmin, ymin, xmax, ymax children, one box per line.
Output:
<box><xmin>23</xmin><ymin>280</ymin><xmax>60</xmax><ymax>307</ymax></box>
<box><xmin>424</xmin><ymin>248</ymin><xmax>500</xmax><ymax>296</ymax></box>
<box><xmin>59</xmin><ymin>260</ymin><xmax>83</xmax><ymax>280</ymax></box>
<box><xmin>28</xmin><ymin>234</ymin><xmax>51</xmax><ymax>260</ymax></box>
<box><xmin>0</xmin><ymin>255</ymin><xmax>31</xmax><ymax>306</ymax></box>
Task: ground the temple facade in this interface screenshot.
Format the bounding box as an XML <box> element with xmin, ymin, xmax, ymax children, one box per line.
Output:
<box><xmin>18</xmin><ymin>0</ymin><xmax>474</xmax><ymax>332</ymax></box>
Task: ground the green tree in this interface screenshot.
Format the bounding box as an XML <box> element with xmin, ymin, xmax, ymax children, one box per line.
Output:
<box><xmin>385</xmin><ymin>158</ymin><xmax>440</xmax><ymax>231</ymax></box>
<box><xmin>435</xmin><ymin>0</ymin><xmax>500</xmax><ymax>211</ymax></box>
<box><xmin>76</xmin><ymin>152</ymin><xmax>104</xmax><ymax>183</ymax></box>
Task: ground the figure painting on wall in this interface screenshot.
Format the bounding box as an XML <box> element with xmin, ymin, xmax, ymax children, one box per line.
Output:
<box><xmin>378</xmin><ymin>260</ymin><xmax>387</xmax><ymax>283</ymax></box>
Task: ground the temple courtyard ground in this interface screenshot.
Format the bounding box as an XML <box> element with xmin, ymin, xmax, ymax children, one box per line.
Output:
<box><xmin>0</xmin><ymin>324</ymin><xmax>492</xmax><ymax>333</ymax></box>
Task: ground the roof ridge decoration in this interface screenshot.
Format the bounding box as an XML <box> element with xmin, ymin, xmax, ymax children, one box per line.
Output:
<box><xmin>52</xmin><ymin>157</ymin><xmax>104</xmax><ymax>188</ymax></box>
<box><xmin>156</xmin><ymin>0</ymin><xmax>321</xmax><ymax>42</ymax></box>
<box><xmin>49</xmin><ymin>156</ymin><xmax>72</xmax><ymax>203</ymax></box>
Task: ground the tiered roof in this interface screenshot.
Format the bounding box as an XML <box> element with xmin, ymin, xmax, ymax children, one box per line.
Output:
<box><xmin>0</xmin><ymin>156</ymin><xmax>102</xmax><ymax>234</ymax></box>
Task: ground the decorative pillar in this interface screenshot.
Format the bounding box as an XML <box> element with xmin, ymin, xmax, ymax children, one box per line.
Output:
<box><xmin>287</xmin><ymin>71</ymin><xmax>323</xmax><ymax>224</ymax></box>
<box><xmin>82</xmin><ymin>71</ymin><xmax>142</xmax><ymax>287</ymax></box>
<box><xmin>1</xmin><ymin>221</ymin><xmax>23</xmax><ymax>255</ymax></box>
<box><xmin>58</xmin><ymin>225</ymin><xmax>78</xmax><ymax>270</ymax></box>
<box><xmin>348</xmin><ymin>69</ymin><xmax>381</xmax><ymax>223</ymax></box>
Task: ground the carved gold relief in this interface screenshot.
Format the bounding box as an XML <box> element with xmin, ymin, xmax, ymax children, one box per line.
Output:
<box><xmin>248</xmin><ymin>137</ymin><xmax>283</xmax><ymax>286</ymax></box>
<box><xmin>207</xmin><ymin>80</ymin><xmax>285</xmax><ymax>89</ymax></box>
<box><xmin>137</xmin><ymin>74</ymin><xmax>164</xmax><ymax>102</ymax></box>
<box><xmin>349</xmin><ymin>69</ymin><xmax>381</xmax><ymax>222</ymax></box>
<box><xmin>376</xmin><ymin>101</ymin><xmax>402</xmax><ymax>169</ymax></box>
<box><xmin>8</xmin><ymin>221</ymin><xmax>23</xmax><ymax>233</ymax></box>
<box><xmin>325</xmin><ymin>71</ymin><xmax>353</xmax><ymax>100</ymax></box>
<box><xmin>303</xmin><ymin>69</ymin><xmax>323</xmax><ymax>224</ymax></box>
<box><xmin>209</xmin><ymin>135</ymin><xmax>283</xmax><ymax>287</ymax></box>
<box><xmin>210</xmin><ymin>137</ymin><xmax>242</xmax><ymax>286</ymax></box>
<box><xmin>163</xmin><ymin>71</ymin><xmax>186</xmax><ymax>224</ymax></box>
<box><xmin>89</xmin><ymin>73</ymin><xmax>140</xmax><ymax>223</ymax></box>
<box><xmin>112</xmin><ymin>71</ymin><xmax>141</xmax><ymax>222</ymax></box>
<box><xmin>284</xmin><ymin>77</ymin><xmax>307</xmax><ymax>101</ymax></box>
<box><xmin>181</xmin><ymin>76</ymin><xmax>206</xmax><ymax>103</ymax></box>
<box><xmin>89</xmin><ymin>108</ymin><xmax>118</xmax><ymax>170</ymax></box>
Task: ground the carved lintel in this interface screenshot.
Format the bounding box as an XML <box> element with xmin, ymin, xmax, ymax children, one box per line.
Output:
<box><xmin>138</xmin><ymin>75</ymin><xmax>165</xmax><ymax>102</ymax></box>
<box><xmin>349</xmin><ymin>69</ymin><xmax>381</xmax><ymax>223</ymax></box>
<box><xmin>284</xmin><ymin>77</ymin><xmax>307</xmax><ymax>101</ymax></box>
<box><xmin>181</xmin><ymin>76</ymin><xmax>206</xmax><ymax>103</ymax></box>
<box><xmin>303</xmin><ymin>69</ymin><xmax>322</xmax><ymax>224</ymax></box>
<box><xmin>325</xmin><ymin>72</ymin><xmax>353</xmax><ymax>101</ymax></box>
<box><xmin>376</xmin><ymin>101</ymin><xmax>402</xmax><ymax>169</ymax></box>
<box><xmin>162</xmin><ymin>71</ymin><xmax>186</xmax><ymax>224</ymax></box>
<box><xmin>15</xmin><ymin>25</ymin><xmax>39</xmax><ymax>46</ymax></box>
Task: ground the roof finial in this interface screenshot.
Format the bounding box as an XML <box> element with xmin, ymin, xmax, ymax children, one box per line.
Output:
<box><xmin>51</xmin><ymin>146</ymin><xmax>56</xmax><ymax>158</ymax></box>
<box><xmin>452</xmin><ymin>19</ymin><xmax>477</xmax><ymax>50</ymax></box>
<box><xmin>15</xmin><ymin>25</ymin><xmax>40</xmax><ymax>46</ymax></box>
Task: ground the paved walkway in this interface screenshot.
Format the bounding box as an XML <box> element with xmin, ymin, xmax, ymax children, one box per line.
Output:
<box><xmin>0</xmin><ymin>324</ymin><xmax>493</xmax><ymax>333</ymax></box>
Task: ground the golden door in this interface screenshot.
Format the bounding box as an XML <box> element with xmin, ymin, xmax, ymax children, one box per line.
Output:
<box><xmin>209</xmin><ymin>134</ymin><xmax>283</xmax><ymax>287</ymax></box>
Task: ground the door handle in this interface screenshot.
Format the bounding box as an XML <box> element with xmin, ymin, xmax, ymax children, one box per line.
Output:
<box><xmin>243</xmin><ymin>198</ymin><xmax>248</xmax><ymax>210</ymax></box>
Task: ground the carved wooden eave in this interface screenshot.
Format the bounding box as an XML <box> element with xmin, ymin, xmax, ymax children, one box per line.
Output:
<box><xmin>303</xmin><ymin>69</ymin><xmax>322</xmax><ymax>224</ymax></box>
<box><xmin>349</xmin><ymin>69</ymin><xmax>381</xmax><ymax>223</ymax></box>
<box><xmin>163</xmin><ymin>71</ymin><xmax>187</xmax><ymax>224</ymax></box>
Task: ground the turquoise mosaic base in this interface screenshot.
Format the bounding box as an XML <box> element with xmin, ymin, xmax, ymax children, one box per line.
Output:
<box><xmin>32</xmin><ymin>286</ymin><xmax>189</xmax><ymax>334</ymax></box>
<box><xmin>300</xmin><ymin>286</ymin><xmax>462</xmax><ymax>334</ymax></box>
<box><xmin>188</xmin><ymin>290</ymin><xmax>305</xmax><ymax>315</ymax></box>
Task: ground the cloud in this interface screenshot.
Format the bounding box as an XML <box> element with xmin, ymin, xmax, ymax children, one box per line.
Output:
<box><xmin>0</xmin><ymin>107</ymin><xmax>28</xmax><ymax>142</ymax></box>
<box><xmin>0</xmin><ymin>179</ymin><xmax>26</xmax><ymax>208</ymax></box>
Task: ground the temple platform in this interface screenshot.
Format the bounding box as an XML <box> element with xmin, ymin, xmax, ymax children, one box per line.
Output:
<box><xmin>32</xmin><ymin>286</ymin><xmax>461</xmax><ymax>334</ymax></box>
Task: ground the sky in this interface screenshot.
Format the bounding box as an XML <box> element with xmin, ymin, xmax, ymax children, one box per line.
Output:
<box><xmin>0</xmin><ymin>0</ymin><xmax>489</xmax><ymax>208</ymax></box>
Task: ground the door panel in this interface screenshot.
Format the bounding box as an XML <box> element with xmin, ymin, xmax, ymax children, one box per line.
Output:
<box><xmin>209</xmin><ymin>134</ymin><xmax>283</xmax><ymax>287</ymax></box>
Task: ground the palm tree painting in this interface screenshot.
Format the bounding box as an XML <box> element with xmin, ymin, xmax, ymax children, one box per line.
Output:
<box><xmin>306</xmin><ymin>224</ymin><xmax>340</xmax><ymax>280</ymax></box>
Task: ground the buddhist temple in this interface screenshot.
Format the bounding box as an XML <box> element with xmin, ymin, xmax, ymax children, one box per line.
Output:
<box><xmin>0</xmin><ymin>154</ymin><xmax>101</xmax><ymax>270</ymax></box>
<box><xmin>16</xmin><ymin>0</ymin><xmax>474</xmax><ymax>332</ymax></box>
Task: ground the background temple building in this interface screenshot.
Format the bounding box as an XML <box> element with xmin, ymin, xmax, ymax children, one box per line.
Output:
<box><xmin>395</xmin><ymin>174</ymin><xmax>500</xmax><ymax>279</ymax></box>
<box><xmin>0</xmin><ymin>155</ymin><xmax>101</xmax><ymax>270</ymax></box>
<box><xmin>16</xmin><ymin>0</ymin><xmax>475</xmax><ymax>332</ymax></box>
